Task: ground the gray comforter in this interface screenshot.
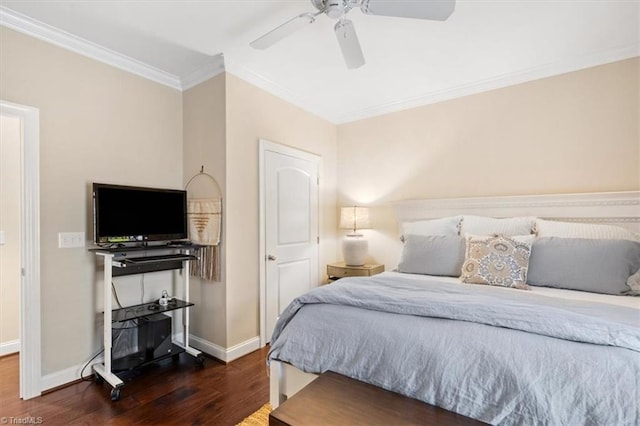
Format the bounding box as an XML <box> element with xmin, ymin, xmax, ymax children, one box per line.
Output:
<box><xmin>268</xmin><ymin>275</ymin><xmax>640</xmax><ymax>425</ymax></box>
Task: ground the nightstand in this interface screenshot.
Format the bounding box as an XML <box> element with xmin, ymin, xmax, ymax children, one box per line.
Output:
<box><xmin>327</xmin><ymin>262</ymin><xmax>385</xmax><ymax>282</ymax></box>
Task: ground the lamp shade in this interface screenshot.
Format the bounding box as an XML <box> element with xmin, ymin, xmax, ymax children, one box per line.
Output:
<box><xmin>339</xmin><ymin>206</ymin><xmax>371</xmax><ymax>235</ymax></box>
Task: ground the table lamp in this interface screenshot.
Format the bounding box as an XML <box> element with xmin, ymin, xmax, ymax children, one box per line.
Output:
<box><xmin>339</xmin><ymin>206</ymin><xmax>371</xmax><ymax>266</ymax></box>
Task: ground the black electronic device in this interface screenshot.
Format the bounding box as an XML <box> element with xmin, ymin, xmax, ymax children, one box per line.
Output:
<box><xmin>111</xmin><ymin>313</ymin><xmax>173</xmax><ymax>371</ymax></box>
<box><xmin>138</xmin><ymin>313</ymin><xmax>173</xmax><ymax>360</ymax></box>
<box><xmin>92</xmin><ymin>182</ymin><xmax>188</xmax><ymax>244</ymax></box>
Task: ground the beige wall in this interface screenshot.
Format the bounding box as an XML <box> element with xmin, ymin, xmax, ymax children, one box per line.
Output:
<box><xmin>0</xmin><ymin>115</ymin><xmax>21</xmax><ymax>349</ymax></box>
<box><xmin>337</xmin><ymin>58</ymin><xmax>640</xmax><ymax>269</ymax></box>
<box><xmin>2</xmin><ymin>22</ymin><xmax>637</xmax><ymax>380</ymax></box>
<box><xmin>0</xmin><ymin>26</ymin><xmax>337</xmax><ymax>375</ymax></box>
<box><xmin>0</xmin><ymin>27</ymin><xmax>183</xmax><ymax>374</ymax></box>
<box><xmin>182</xmin><ymin>73</ymin><xmax>227</xmax><ymax>348</ymax></box>
<box><xmin>225</xmin><ymin>74</ymin><xmax>337</xmax><ymax>347</ymax></box>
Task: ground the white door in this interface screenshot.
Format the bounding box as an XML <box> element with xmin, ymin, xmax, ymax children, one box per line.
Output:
<box><xmin>260</xmin><ymin>140</ymin><xmax>319</xmax><ymax>344</ymax></box>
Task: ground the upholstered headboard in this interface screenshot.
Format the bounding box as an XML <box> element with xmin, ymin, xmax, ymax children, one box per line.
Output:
<box><xmin>393</xmin><ymin>191</ymin><xmax>640</xmax><ymax>233</ymax></box>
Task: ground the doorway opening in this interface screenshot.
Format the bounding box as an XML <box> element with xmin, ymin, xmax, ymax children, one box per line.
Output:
<box><xmin>0</xmin><ymin>100</ymin><xmax>41</xmax><ymax>399</ymax></box>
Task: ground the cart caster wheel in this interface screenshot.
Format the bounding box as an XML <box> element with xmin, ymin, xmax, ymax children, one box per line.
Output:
<box><xmin>195</xmin><ymin>355</ymin><xmax>205</xmax><ymax>367</ymax></box>
<box><xmin>110</xmin><ymin>387</ymin><xmax>121</xmax><ymax>401</ymax></box>
<box><xmin>94</xmin><ymin>372</ymin><xmax>103</xmax><ymax>384</ymax></box>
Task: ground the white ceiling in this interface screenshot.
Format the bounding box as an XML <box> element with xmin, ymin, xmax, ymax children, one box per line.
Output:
<box><xmin>1</xmin><ymin>1</ymin><xmax>638</xmax><ymax>123</ymax></box>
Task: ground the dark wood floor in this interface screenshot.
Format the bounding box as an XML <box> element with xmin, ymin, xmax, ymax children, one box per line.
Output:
<box><xmin>0</xmin><ymin>347</ymin><xmax>270</xmax><ymax>425</ymax></box>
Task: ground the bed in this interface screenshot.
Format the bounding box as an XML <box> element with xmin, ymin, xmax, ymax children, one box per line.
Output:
<box><xmin>268</xmin><ymin>191</ymin><xmax>640</xmax><ymax>425</ymax></box>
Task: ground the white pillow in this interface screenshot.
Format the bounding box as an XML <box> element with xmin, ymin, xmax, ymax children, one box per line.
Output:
<box><xmin>535</xmin><ymin>219</ymin><xmax>640</xmax><ymax>242</ymax></box>
<box><xmin>401</xmin><ymin>216</ymin><xmax>462</xmax><ymax>239</ymax></box>
<box><xmin>461</xmin><ymin>215</ymin><xmax>535</xmax><ymax>237</ymax></box>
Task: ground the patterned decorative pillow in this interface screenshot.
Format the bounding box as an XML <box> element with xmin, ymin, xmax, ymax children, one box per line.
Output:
<box><xmin>460</xmin><ymin>235</ymin><xmax>533</xmax><ymax>290</ymax></box>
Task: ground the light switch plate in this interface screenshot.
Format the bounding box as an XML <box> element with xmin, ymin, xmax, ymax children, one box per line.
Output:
<box><xmin>58</xmin><ymin>232</ymin><xmax>85</xmax><ymax>248</ymax></box>
<box><xmin>0</xmin><ymin>230</ymin><xmax>5</xmax><ymax>246</ymax></box>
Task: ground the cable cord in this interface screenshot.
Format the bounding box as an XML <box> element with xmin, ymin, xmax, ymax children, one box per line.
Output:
<box><xmin>111</xmin><ymin>281</ymin><xmax>123</xmax><ymax>309</ymax></box>
<box><xmin>80</xmin><ymin>348</ymin><xmax>105</xmax><ymax>381</ymax></box>
<box><xmin>140</xmin><ymin>273</ymin><xmax>145</xmax><ymax>304</ymax></box>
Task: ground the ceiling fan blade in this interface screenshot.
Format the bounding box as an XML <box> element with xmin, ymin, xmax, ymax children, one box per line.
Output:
<box><xmin>250</xmin><ymin>12</ymin><xmax>317</xmax><ymax>50</ymax></box>
<box><xmin>334</xmin><ymin>19</ymin><xmax>365</xmax><ymax>69</ymax></box>
<box><xmin>360</xmin><ymin>0</ymin><xmax>455</xmax><ymax>21</ymax></box>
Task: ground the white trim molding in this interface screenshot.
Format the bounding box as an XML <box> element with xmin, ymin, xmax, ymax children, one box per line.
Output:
<box><xmin>40</xmin><ymin>355</ymin><xmax>104</xmax><ymax>392</ymax></box>
<box><xmin>41</xmin><ymin>334</ymin><xmax>261</xmax><ymax>391</ymax></box>
<box><xmin>225</xmin><ymin>58</ymin><xmax>329</xmax><ymax>122</ymax></box>
<box><xmin>334</xmin><ymin>44</ymin><xmax>640</xmax><ymax>124</ymax></box>
<box><xmin>181</xmin><ymin>54</ymin><xmax>226</xmax><ymax>91</ymax></box>
<box><xmin>0</xmin><ymin>340</ymin><xmax>20</xmax><ymax>357</ymax></box>
<box><xmin>393</xmin><ymin>191</ymin><xmax>640</xmax><ymax>232</ymax></box>
<box><xmin>1</xmin><ymin>100</ymin><xmax>41</xmax><ymax>400</ymax></box>
<box><xmin>226</xmin><ymin>45</ymin><xmax>640</xmax><ymax>124</ymax></box>
<box><xmin>189</xmin><ymin>335</ymin><xmax>260</xmax><ymax>363</ymax></box>
<box><xmin>1</xmin><ymin>5</ymin><xmax>637</xmax><ymax>124</ymax></box>
<box><xmin>0</xmin><ymin>6</ymin><xmax>182</xmax><ymax>90</ymax></box>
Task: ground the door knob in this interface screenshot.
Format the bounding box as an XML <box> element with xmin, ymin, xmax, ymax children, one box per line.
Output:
<box><xmin>267</xmin><ymin>254</ymin><xmax>277</xmax><ymax>261</ymax></box>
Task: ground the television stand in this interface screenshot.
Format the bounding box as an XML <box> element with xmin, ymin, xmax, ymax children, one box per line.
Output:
<box><xmin>90</xmin><ymin>244</ymin><xmax>203</xmax><ymax>401</ymax></box>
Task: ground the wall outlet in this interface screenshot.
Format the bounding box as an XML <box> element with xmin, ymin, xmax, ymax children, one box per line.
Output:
<box><xmin>58</xmin><ymin>232</ymin><xmax>85</xmax><ymax>248</ymax></box>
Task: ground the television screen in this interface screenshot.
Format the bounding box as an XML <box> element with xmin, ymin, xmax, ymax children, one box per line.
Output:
<box><xmin>93</xmin><ymin>183</ymin><xmax>188</xmax><ymax>244</ymax></box>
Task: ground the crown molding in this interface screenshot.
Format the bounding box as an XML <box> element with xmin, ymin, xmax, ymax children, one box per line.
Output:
<box><xmin>0</xmin><ymin>6</ymin><xmax>182</xmax><ymax>90</ymax></box>
<box><xmin>226</xmin><ymin>44</ymin><xmax>639</xmax><ymax>125</ymax></box>
<box><xmin>181</xmin><ymin>54</ymin><xmax>226</xmax><ymax>91</ymax></box>
<box><xmin>334</xmin><ymin>44</ymin><xmax>640</xmax><ymax>124</ymax></box>
<box><xmin>224</xmin><ymin>57</ymin><xmax>336</xmax><ymax>122</ymax></box>
<box><xmin>1</xmin><ymin>5</ymin><xmax>637</xmax><ymax>120</ymax></box>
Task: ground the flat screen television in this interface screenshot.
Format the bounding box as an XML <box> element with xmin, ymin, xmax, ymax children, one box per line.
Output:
<box><xmin>93</xmin><ymin>183</ymin><xmax>188</xmax><ymax>244</ymax></box>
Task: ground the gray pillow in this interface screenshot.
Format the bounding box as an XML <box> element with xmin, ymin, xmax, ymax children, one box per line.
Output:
<box><xmin>397</xmin><ymin>235</ymin><xmax>465</xmax><ymax>277</ymax></box>
<box><xmin>527</xmin><ymin>237</ymin><xmax>640</xmax><ymax>295</ymax></box>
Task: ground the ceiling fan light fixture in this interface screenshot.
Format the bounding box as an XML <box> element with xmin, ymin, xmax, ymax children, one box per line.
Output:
<box><xmin>310</xmin><ymin>0</ymin><xmax>327</xmax><ymax>11</ymax></box>
<box><xmin>325</xmin><ymin>0</ymin><xmax>351</xmax><ymax>19</ymax></box>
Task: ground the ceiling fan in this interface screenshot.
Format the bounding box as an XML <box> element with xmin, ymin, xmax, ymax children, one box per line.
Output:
<box><xmin>250</xmin><ymin>0</ymin><xmax>456</xmax><ymax>69</ymax></box>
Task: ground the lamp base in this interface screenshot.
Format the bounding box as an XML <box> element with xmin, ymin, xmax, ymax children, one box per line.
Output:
<box><xmin>342</xmin><ymin>235</ymin><xmax>368</xmax><ymax>266</ymax></box>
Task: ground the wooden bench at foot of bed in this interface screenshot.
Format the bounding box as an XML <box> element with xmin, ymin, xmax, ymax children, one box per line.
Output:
<box><xmin>269</xmin><ymin>371</ymin><xmax>485</xmax><ymax>426</ymax></box>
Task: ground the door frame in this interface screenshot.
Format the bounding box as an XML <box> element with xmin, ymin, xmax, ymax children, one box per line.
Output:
<box><xmin>0</xmin><ymin>100</ymin><xmax>41</xmax><ymax>399</ymax></box>
<box><xmin>258</xmin><ymin>139</ymin><xmax>320</xmax><ymax>347</ymax></box>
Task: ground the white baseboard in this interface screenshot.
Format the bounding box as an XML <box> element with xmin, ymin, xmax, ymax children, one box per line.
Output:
<box><xmin>0</xmin><ymin>339</ymin><xmax>19</xmax><ymax>357</ymax></box>
<box><xmin>40</xmin><ymin>354</ymin><xmax>104</xmax><ymax>392</ymax></box>
<box><xmin>189</xmin><ymin>335</ymin><xmax>261</xmax><ymax>363</ymax></box>
<box><xmin>227</xmin><ymin>336</ymin><xmax>262</xmax><ymax>362</ymax></box>
<box><xmin>39</xmin><ymin>335</ymin><xmax>262</xmax><ymax>392</ymax></box>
